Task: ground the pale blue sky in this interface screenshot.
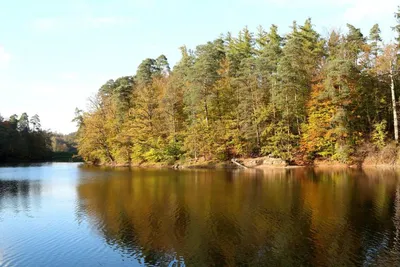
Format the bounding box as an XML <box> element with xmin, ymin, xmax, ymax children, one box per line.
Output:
<box><xmin>0</xmin><ymin>0</ymin><xmax>398</xmax><ymax>133</ymax></box>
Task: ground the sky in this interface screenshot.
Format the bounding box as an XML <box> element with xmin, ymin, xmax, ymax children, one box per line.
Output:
<box><xmin>0</xmin><ymin>0</ymin><xmax>398</xmax><ymax>134</ymax></box>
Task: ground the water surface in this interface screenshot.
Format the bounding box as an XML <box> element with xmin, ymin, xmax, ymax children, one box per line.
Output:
<box><xmin>1</xmin><ymin>163</ymin><xmax>400</xmax><ymax>266</ymax></box>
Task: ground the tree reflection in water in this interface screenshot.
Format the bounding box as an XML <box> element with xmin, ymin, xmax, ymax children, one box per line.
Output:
<box><xmin>76</xmin><ymin>167</ymin><xmax>400</xmax><ymax>266</ymax></box>
<box><xmin>0</xmin><ymin>179</ymin><xmax>41</xmax><ymax>215</ymax></box>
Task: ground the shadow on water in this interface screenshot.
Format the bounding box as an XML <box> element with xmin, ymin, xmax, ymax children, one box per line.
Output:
<box><xmin>75</xmin><ymin>167</ymin><xmax>400</xmax><ymax>266</ymax></box>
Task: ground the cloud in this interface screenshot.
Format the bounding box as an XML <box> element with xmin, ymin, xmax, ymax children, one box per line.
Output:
<box><xmin>0</xmin><ymin>46</ymin><xmax>11</xmax><ymax>69</ymax></box>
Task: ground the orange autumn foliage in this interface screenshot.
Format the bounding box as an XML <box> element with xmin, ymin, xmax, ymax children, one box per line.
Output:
<box><xmin>301</xmin><ymin>81</ymin><xmax>337</xmax><ymax>160</ymax></box>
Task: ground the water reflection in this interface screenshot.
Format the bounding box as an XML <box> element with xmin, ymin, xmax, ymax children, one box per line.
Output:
<box><xmin>0</xmin><ymin>179</ymin><xmax>41</xmax><ymax>214</ymax></box>
<box><xmin>76</xmin><ymin>168</ymin><xmax>400</xmax><ymax>266</ymax></box>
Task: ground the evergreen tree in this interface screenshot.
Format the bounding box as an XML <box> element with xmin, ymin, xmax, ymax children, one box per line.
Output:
<box><xmin>369</xmin><ymin>24</ymin><xmax>382</xmax><ymax>60</ymax></box>
<box><xmin>394</xmin><ymin>6</ymin><xmax>400</xmax><ymax>45</ymax></box>
<box><xmin>0</xmin><ymin>112</ymin><xmax>52</xmax><ymax>162</ymax></box>
<box><xmin>18</xmin><ymin>113</ymin><xmax>30</xmax><ymax>132</ymax></box>
<box><xmin>75</xmin><ymin>11</ymin><xmax>400</xmax><ymax>165</ymax></box>
<box><xmin>30</xmin><ymin>114</ymin><xmax>41</xmax><ymax>132</ymax></box>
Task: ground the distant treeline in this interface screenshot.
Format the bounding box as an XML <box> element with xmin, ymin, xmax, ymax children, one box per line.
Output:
<box><xmin>75</xmin><ymin>9</ymin><xmax>400</xmax><ymax>165</ymax></box>
<box><xmin>51</xmin><ymin>132</ymin><xmax>82</xmax><ymax>162</ymax></box>
<box><xmin>0</xmin><ymin>113</ymin><xmax>80</xmax><ymax>163</ymax></box>
<box><xmin>52</xmin><ymin>132</ymin><xmax>78</xmax><ymax>154</ymax></box>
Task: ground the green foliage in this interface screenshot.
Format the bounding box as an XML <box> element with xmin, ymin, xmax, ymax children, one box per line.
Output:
<box><xmin>369</xmin><ymin>24</ymin><xmax>382</xmax><ymax>58</ymax></box>
<box><xmin>52</xmin><ymin>132</ymin><xmax>78</xmax><ymax>153</ymax></box>
<box><xmin>332</xmin><ymin>143</ymin><xmax>353</xmax><ymax>163</ymax></box>
<box><xmin>261</xmin><ymin>122</ymin><xmax>298</xmax><ymax>161</ymax></box>
<box><xmin>372</xmin><ymin>120</ymin><xmax>387</xmax><ymax>149</ymax></box>
<box><xmin>0</xmin><ymin>113</ymin><xmax>53</xmax><ymax>162</ymax></box>
<box><xmin>52</xmin><ymin>152</ymin><xmax>82</xmax><ymax>162</ymax></box>
<box><xmin>163</xmin><ymin>139</ymin><xmax>184</xmax><ymax>163</ymax></box>
<box><xmin>143</xmin><ymin>148</ymin><xmax>164</xmax><ymax>163</ymax></box>
<box><xmin>75</xmin><ymin>11</ymin><xmax>400</xmax><ymax>165</ymax></box>
<box><xmin>394</xmin><ymin>6</ymin><xmax>400</xmax><ymax>44</ymax></box>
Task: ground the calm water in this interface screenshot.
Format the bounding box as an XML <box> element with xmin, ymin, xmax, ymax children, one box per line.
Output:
<box><xmin>1</xmin><ymin>164</ymin><xmax>400</xmax><ymax>266</ymax></box>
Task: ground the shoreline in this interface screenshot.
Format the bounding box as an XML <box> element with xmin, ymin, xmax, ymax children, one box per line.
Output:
<box><xmin>5</xmin><ymin>155</ymin><xmax>400</xmax><ymax>170</ymax></box>
<box><xmin>85</xmin><ymin>157</ymin><xmax>400</xmax><ymax>170</ymax></box>
<box><xmin>3</xmin><ymin>159</ymin><xmax>400</xmax><ymax>171</ymax></box>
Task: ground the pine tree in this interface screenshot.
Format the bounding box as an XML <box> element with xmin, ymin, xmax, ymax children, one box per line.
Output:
<box><xmin>393</xmin><ymin>6</ymin><xmax>400</xmax><ymax>45</ymax></box>
<box><xmin>30</xmin><ymin>114</ymin><xmax>41</xmax><ymax>132</ymax></box>
<box><xmin>74</xmin><ymin>13</ymin><xmax>400</xmax><ymax>165</ymax></box>
<box><xmin>18</xmin><ymin>113</ymin><xmax>30</xmax><ymax>132</ymax></box>
<box><xmin>369</xmin><ymin>24</ymin><xmax>382</xmax><ymax>60</ymax></box>
<box><xmin>274</xmin><ymin>19</ymin><xmax>323</xmax><ymax>147</ymax></box>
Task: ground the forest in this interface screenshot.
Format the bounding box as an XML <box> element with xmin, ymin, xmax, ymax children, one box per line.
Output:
<box><xmin>0</xmin><ymin>113</ymin><xmax>52</xmax><ymax>162</ymax></box>
<box><xmin>0</xmin><ymin>113</ymin><xmax>79</xmax><ymax>163</ymax></box>
<box><xmin>76</xmin><ymin>8</ymin><xmax>400</xmax><ymax>166</ymax></box>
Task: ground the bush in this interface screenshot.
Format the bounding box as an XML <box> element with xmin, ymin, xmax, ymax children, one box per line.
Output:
<box><xmin>332</xmin><ymin>143</ymin><xmax>353</xmax><ymax>163</ymax></box>
<box><xmin>372</xmin><ymin>120</ymin><xmax>387</xmax><ymax>149</ymax></box>
<box><xmin>163</xmin><ymin>139</ymin><xmax>184</xmax><ymax>163</ymax></box>
<box><xmin>379</xmin><ymin>142</ymin><xmax>397</xmax><ymax>165</ymax></box>
<box><xmin>261</xmin><ymin>122</ymin><xmax>298</xmax><ymax>161</ymax></box>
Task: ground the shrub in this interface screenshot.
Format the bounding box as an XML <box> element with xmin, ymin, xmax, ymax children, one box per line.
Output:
<box><xmin>372</xmin><ymin>120</ymin><xmax>387</xmax><ymax>149</ymax></box>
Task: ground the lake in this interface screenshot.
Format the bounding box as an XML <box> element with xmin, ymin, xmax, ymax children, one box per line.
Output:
<box><xmin>1</xmin><ymin>163</ymin><xmax>400</xmax><ymax>266</ymax></box>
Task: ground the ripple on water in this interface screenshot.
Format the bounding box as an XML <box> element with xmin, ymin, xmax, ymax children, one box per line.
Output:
<box><xmin>2</xmin><ymin>164</ymin><xmax>400</xmax><ymax>266</ymax></box>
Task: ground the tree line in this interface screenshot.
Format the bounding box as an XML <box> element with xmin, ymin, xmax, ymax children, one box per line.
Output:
<box><xmin>52</xmin><ymin>132</ymin><xmax>78</xmax><ymax>154</ymax></box>
<box><xmin>0</xmin><ymin>113</ymin><xmax>80</xmax><ymax>163</ymax></box>
<box><xmin>51</xmin><ymin>132</ymin><xmax>81</xmax><ymax>162</ymax></box>
<box><xmin>0</xmin><ymin>113</ymin><xmax>52</xmax><ymax>162</ymax></box>
<box><xmin>76</xmin><ymin>8</ymin><xmax>400</xmax><ymax>165</ymax></box>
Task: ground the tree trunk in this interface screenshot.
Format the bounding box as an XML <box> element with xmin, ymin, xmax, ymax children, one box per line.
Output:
<box><xmin>106</xmin><ymin>148</ymin><xmax>115</xmax><ymax>163</ymax></box>
<box><xmin>250</xmin><ymin>81</ymin><xmax>260</xmax><ymax>149</ymax></box>
<box><xmin>256</xmin><ymin>125</ymin><xmax>261</xmax><ymax>148</ymax></box>
<box><xmin>237</xmin><ymin>86</ymin><xmax>240</xmax><ymax>131</ymax></box>
<box><xmin>286</xmin><ymin>93</ymin><xmax>290</xmax><ymax>135</ymax></box>
<box><xmin>204</xmin><ymin>98</ymin><xmax>209</xmax><ymax>126</ymax></box>
<box><xmin>172</xmin><ymin>106</ymin><xmax>177</xmax><ymax>142</ymax></box>
<box><xmin>390</xmin><ymin>61</ymin><xmax>398</xmax><ymax>142</ymax></box>
<box><xmin>231</xmin><ymin>158</ymin><xmax>248</xmax><ymax>169</ymax></box>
